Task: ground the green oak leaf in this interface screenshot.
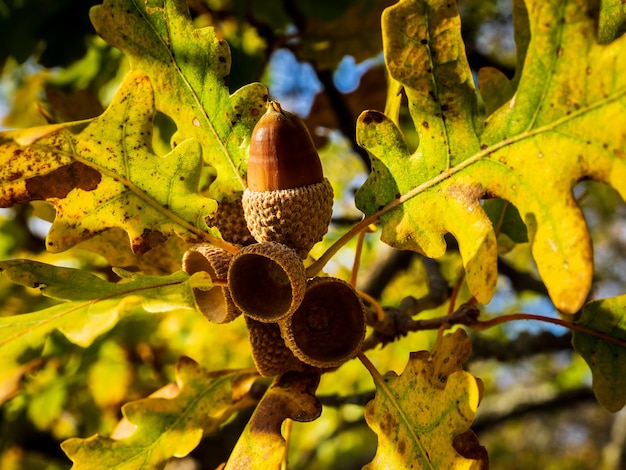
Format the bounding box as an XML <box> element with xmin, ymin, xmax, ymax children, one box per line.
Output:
<box><xmin>62</xmin><ymin>357</ymin><xmax>257</xmax><ymax>469</ymax></box>
<box><xmin>90</xmin><ymin>0</ymin><xmax>268</xmax><ymax>200</ymax></box>
<box><xmin>0</xmin><ymin>259</ymin><xmax>209</xmax><ymax>392</ymax></box>
<box><xmin>363</xmin><ymin>329</ymin><xmax>483</xmax><ymax>469</ymax></box>
<box><xmin>0</xmin><ymin>71</ymin><xmax>231</xmax><ymax>254</ymax></box>
<box><xmin>572</xmin><ymin>295</ymin><xmax>626</xmax><ymax>412</ymax></box>
<box><xmin>356</xmin><ymin>0</ymin><xmax>626</xmax><ymax>313</ymax></box>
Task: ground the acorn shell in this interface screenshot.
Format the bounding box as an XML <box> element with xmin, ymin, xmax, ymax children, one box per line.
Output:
<box><xmin>227</xmin><ymin>242</ymin><xmax>307</xmax><ymax>322</ymax></box>
<box><xmin>182</xmin><ymin>245</ymin><xmax>241</xmax><ymax>324</ymax></box>
<box><xmin>242</xmin><ymin>178</ymin><xmax>334</xmax><ymax>259</ymax></box>
<box><xmin>245</xmin><ymin>316</ymin><xmax>309</xmax><ymax>377</ymax></box>
<box><xmin>247</xmin><ymin>101</ymin><xmax>324</xmax><ymax>192</ymax></box>
<box><xmin>280</xmin><ymin>276</ymin><xmax>366</xmax><ymax>369</ymax></box>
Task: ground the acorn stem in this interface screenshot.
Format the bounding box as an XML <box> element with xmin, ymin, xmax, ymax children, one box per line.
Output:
<box><xmin>306</xmin><ymin>212</ymin><xmax>379</xmax><ymax>277</ymax></box>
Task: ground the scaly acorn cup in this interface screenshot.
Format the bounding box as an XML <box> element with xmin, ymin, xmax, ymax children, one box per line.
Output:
<box><xmin>206</xmin><ymin>197</ymin><xmax>255</xmax><ymax>246</ymax></box>
<box><xmin>182</xmin><ymin>245</ymin><xmax>242</xmax><ymax>324</ymax></box>
<box><xmin>244</xmin><ymin>316</ymin><xmax>309</xmax><ymax>377</ymax></box>
<box><xmin>242</xmin><ymin>101</ymin><xmax>334</xmax><ymax>258</ymax></box>
<box><xmin>280</xmin><ymin>276</ymin><xmax>366</xmax><ymax>369</ymax></box>
<box><xmin>227</xmin><ymin>241</ymin><xmax>307</xmax><ymax>323</ymax></box>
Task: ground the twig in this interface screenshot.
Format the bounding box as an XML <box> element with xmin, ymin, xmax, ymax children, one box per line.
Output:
<box><xmin>362</xmin><ymin>303</ymin><xmax>480</xmax><ymax>351</ymax></box>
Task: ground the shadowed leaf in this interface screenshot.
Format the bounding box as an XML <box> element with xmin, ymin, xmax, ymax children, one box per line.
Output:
<box><xmin>572</xmin><ymin>295</ymin><xmax>626</xmax><ymax>412</ymax></box>
<box><xmin>225</xmin><ymin>371</ymin><xmax>321</xmax><ymax>470</ymax></box>
<box><xmin>0</xmin><ymin>259</ymin><xmax>209</xmax><ymax>394</ymax></box>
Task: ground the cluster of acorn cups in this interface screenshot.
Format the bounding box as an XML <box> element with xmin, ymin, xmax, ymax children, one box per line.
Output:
<box><xmin>182</xmin><ymin>102</ymin><xmax>366</xmax><ymax>376</ymax></box>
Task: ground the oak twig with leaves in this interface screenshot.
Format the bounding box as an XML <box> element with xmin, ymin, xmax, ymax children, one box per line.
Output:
<box><xmin>1</xmin><ymin>0</ymin><xmax>626</xmax><ymax>468</ymax></box>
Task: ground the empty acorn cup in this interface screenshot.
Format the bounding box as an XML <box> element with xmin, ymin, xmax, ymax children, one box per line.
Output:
<box><xmin>182</xmin><ymin>244</ymin><xmax>241</xmax><ymax>324</ymax></box>
<box><xmin>228</xmin><ymin>241</ymin><xmax>307</xmax><ymax>322</ymax></box>
<box><xmin>244</xmin><ymin>316</ymin><xmax>309</xmax><ymax>376</ymax></box>
<box><xmin>280</xmin><ymin>276</ymin><xmax>366</xmax><ymax>369</ymax></box>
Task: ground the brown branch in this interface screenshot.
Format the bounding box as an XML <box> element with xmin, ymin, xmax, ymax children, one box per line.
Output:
<box><xmin>362</xmin><ymin>303</ymin><xmax>480</xmax><ymax>351</ymax></box>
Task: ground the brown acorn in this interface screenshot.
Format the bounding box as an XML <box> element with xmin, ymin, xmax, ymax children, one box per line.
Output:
<box><xmin>182</xmin><ymin>245</ymin><xmax>241</xmax><ymax>324</ymax></box>
<box><xmin>227</xmin><ymin>241</ymin><xmax>307</xmax><ymax>323</ymax></box>
<box><xmin>242</xmin><ymin>101</ymin><xmax>334</xmax><ymax>258</ymax></box>
<box><xmin>280</xmin><ymin>276</ymin><xmax>366</xmax><ymax>369</ymax></box>
<box><xmin>244</xmin><ymin>316</ymin><xmax>309</xmax><ymax>376</ymax></box>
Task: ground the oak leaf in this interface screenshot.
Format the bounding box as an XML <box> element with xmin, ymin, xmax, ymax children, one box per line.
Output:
<box><xmin>363</xmin><ymin>329</ymin><xmax>484</xmax><ymax>469</ymax></box>
<box><xmin>356</xmin><ymin>0</ymin><xmax>626</xmax><ymax>313</ymax></box>
<box><xmin>572</xmin><ymin>295</ymin><xmax>626</xmax><ymax>412</ymax></box>
<box><xmin>62</xmin><ymin>357</ymin><xmax>257</xmax><ymax>469</ymax></box>
<box><xmin>0</xmin><ymin>71</ymin><xmax>223</xmax><ymax>254</ymax></box>
<box><xmin>0</xmin><ymin>259</ymin><xmax>209</xmax><ymax>398</ymax></box>
<box><xmin>90</xmin><ymin>0</ymin><xmax>268</xmax><ymax>201</ymax></box>
<box><xmin>225</xmin><ymin>371</ymin><xmax>321</xmax><ymax>470</ymax></box>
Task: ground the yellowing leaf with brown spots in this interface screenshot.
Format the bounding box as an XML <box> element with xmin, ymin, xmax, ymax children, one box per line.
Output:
<box><xmin>356</xmin><ymin>0</ymin><xmax>626</xmax><ymax>313</ymax></box>
<box><xmin>225</xmin><ymin>371</ymin><xmax>321</xmax><ymax>470</ymax></box>
<box><xmin>363</xmin><ymin>330</ymin><xmax>485</xmax><ymax>469</ymax></box>
<box><xmin>0</xmin><ymin>71</ymin><xmax>229</xmax><ymax>254</ymax></box>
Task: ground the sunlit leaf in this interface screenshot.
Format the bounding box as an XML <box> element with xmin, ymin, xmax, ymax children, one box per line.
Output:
<box><xmin>62</xmin><ymin>357</ymin><xmax>257</xmax><ymax>469</ymax></box>
<box><xmin>0</xmin><ymin>71</ymin><xmax>224</xmax><ymax>254</ymax></box>
<box><xmin>356</xmin><ymin>0</ymin><xmax>626</xmax><ymax>313</ymax></box>
<box><xmin>0</xmin><ymin>259</ymin><xmax>208</xmax><ymax>391</ymax></box>
<box><xmin>90</xmin><ymin>0</ymin><xmax>268</xmax><ymax>200</ymax></box>
<box><xmin>363</xmin><ymin>329</ymin><xmax>483</xmax><ymax>469</ymax></box>
<box><xmin>572</xmin><ymin>295</ymin><xmax>626</xmax><ymax>412</ymax></box>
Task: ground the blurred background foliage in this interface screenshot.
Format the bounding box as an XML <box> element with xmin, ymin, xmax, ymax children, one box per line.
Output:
<box><xmin>1</xmin><ymin>0</ymin><xmax>626</xmax><ymax>469</ymax></box>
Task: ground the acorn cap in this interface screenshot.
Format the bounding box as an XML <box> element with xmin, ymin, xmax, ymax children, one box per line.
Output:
<box><xmin>247</xmin><ymin>101</ymin><xmax>324</xmax><ymax>192</ymax></box>
<box><xmin>242</xmin><ymin>178</ymin><xmax>333</xmax><ymax>258</ymax></box>
<box><xmin>280</xmin><ymin>276</ymin><xmax>366</xmax><ymax>369</ymax></box>
<box><xmin>245</xmin><ymin>316</ymin><xmax>309</xmax><ymax>377</ymax></box>
<box><xmin>206</xmin><ymin>197</ymin><xmax>255</xmax><ymax>246</ymax></box>
<box><xmin>182</xmin><ymin>245</ymin><xmax>241</xmax><ymax>324</ymax></box>
<box><xmin>228</xmin><ymin>241</ymin><xmax>307</xmax><ymax>322</ymax></box>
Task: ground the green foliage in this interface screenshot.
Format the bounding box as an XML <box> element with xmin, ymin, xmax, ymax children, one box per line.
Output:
<box><xmin>63</xmin><ymin>357</ymin><xmax>257</xmax><ymax>468</ymax></box>
<box><xmin>1</xmin><ymin>0</ymin><xmax>626</xmax><ymax>468</ymax></box>
<box><xmin>90</xmin><ymin>0</ymin><xmax>268</xmax><ymax>201</ymax></box>
<box><xmin>572</xmin><ymin>295</ymin><xmax>626</xmax><ymax>412</ymax></box>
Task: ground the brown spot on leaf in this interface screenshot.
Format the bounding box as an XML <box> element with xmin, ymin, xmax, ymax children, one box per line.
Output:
<box><xmin>25</xmin><ymin>162</ymin><xmax>101</xmax><ymax>200</ymax></box>
<box><xmin>453</xmin><ymin>430</ymin><xmax>489</xmax><ymax>466</ymax></box>
<box><xmin>397</xmin><ymin>439</ymin><xmax>406</xmax><ymax>455</ymax></box>
<box><xmin>361</xmin><ymin>110</ymin><xmax>385</xmax><ymax>125</ymax></box>
<box><xmin>132</xmin><ymin>229</ymin><xmax>168</xmax><ymax>254</ymax></box>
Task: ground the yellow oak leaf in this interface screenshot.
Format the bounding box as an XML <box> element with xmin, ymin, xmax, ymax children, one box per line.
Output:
<box><xmin>364</xmin><ymin>329</ymin><xmax>484</xmax><ymax>469</ymax></box>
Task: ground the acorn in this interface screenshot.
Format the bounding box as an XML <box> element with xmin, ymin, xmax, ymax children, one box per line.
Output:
<box><xmin>227</xmin><ymin>241</ymin><xmax>307</xmax><ymax>323</ymax></box>
<box><xmin>244</xmin><ymin>316</ymin><xmax>309</xmax><ymax>376</ymax></box>
<box><xmin>242</xmin><ymin>101</ymin><xmax>334</xmax><ymax>259</ymax></box>
<box><xmin>206</xmin><ymin>197</ymin><xmax>255</xmax><ymax>246</ymax></box>
<box><xmin>279</xmin><ymin>276</ymin><xmax>366</xmax><ymax>369</ymax></box>
<box><xmin>182</xmin><ymin>245</ymin><xmax>241</xmax><ymax>324</ymax></box>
